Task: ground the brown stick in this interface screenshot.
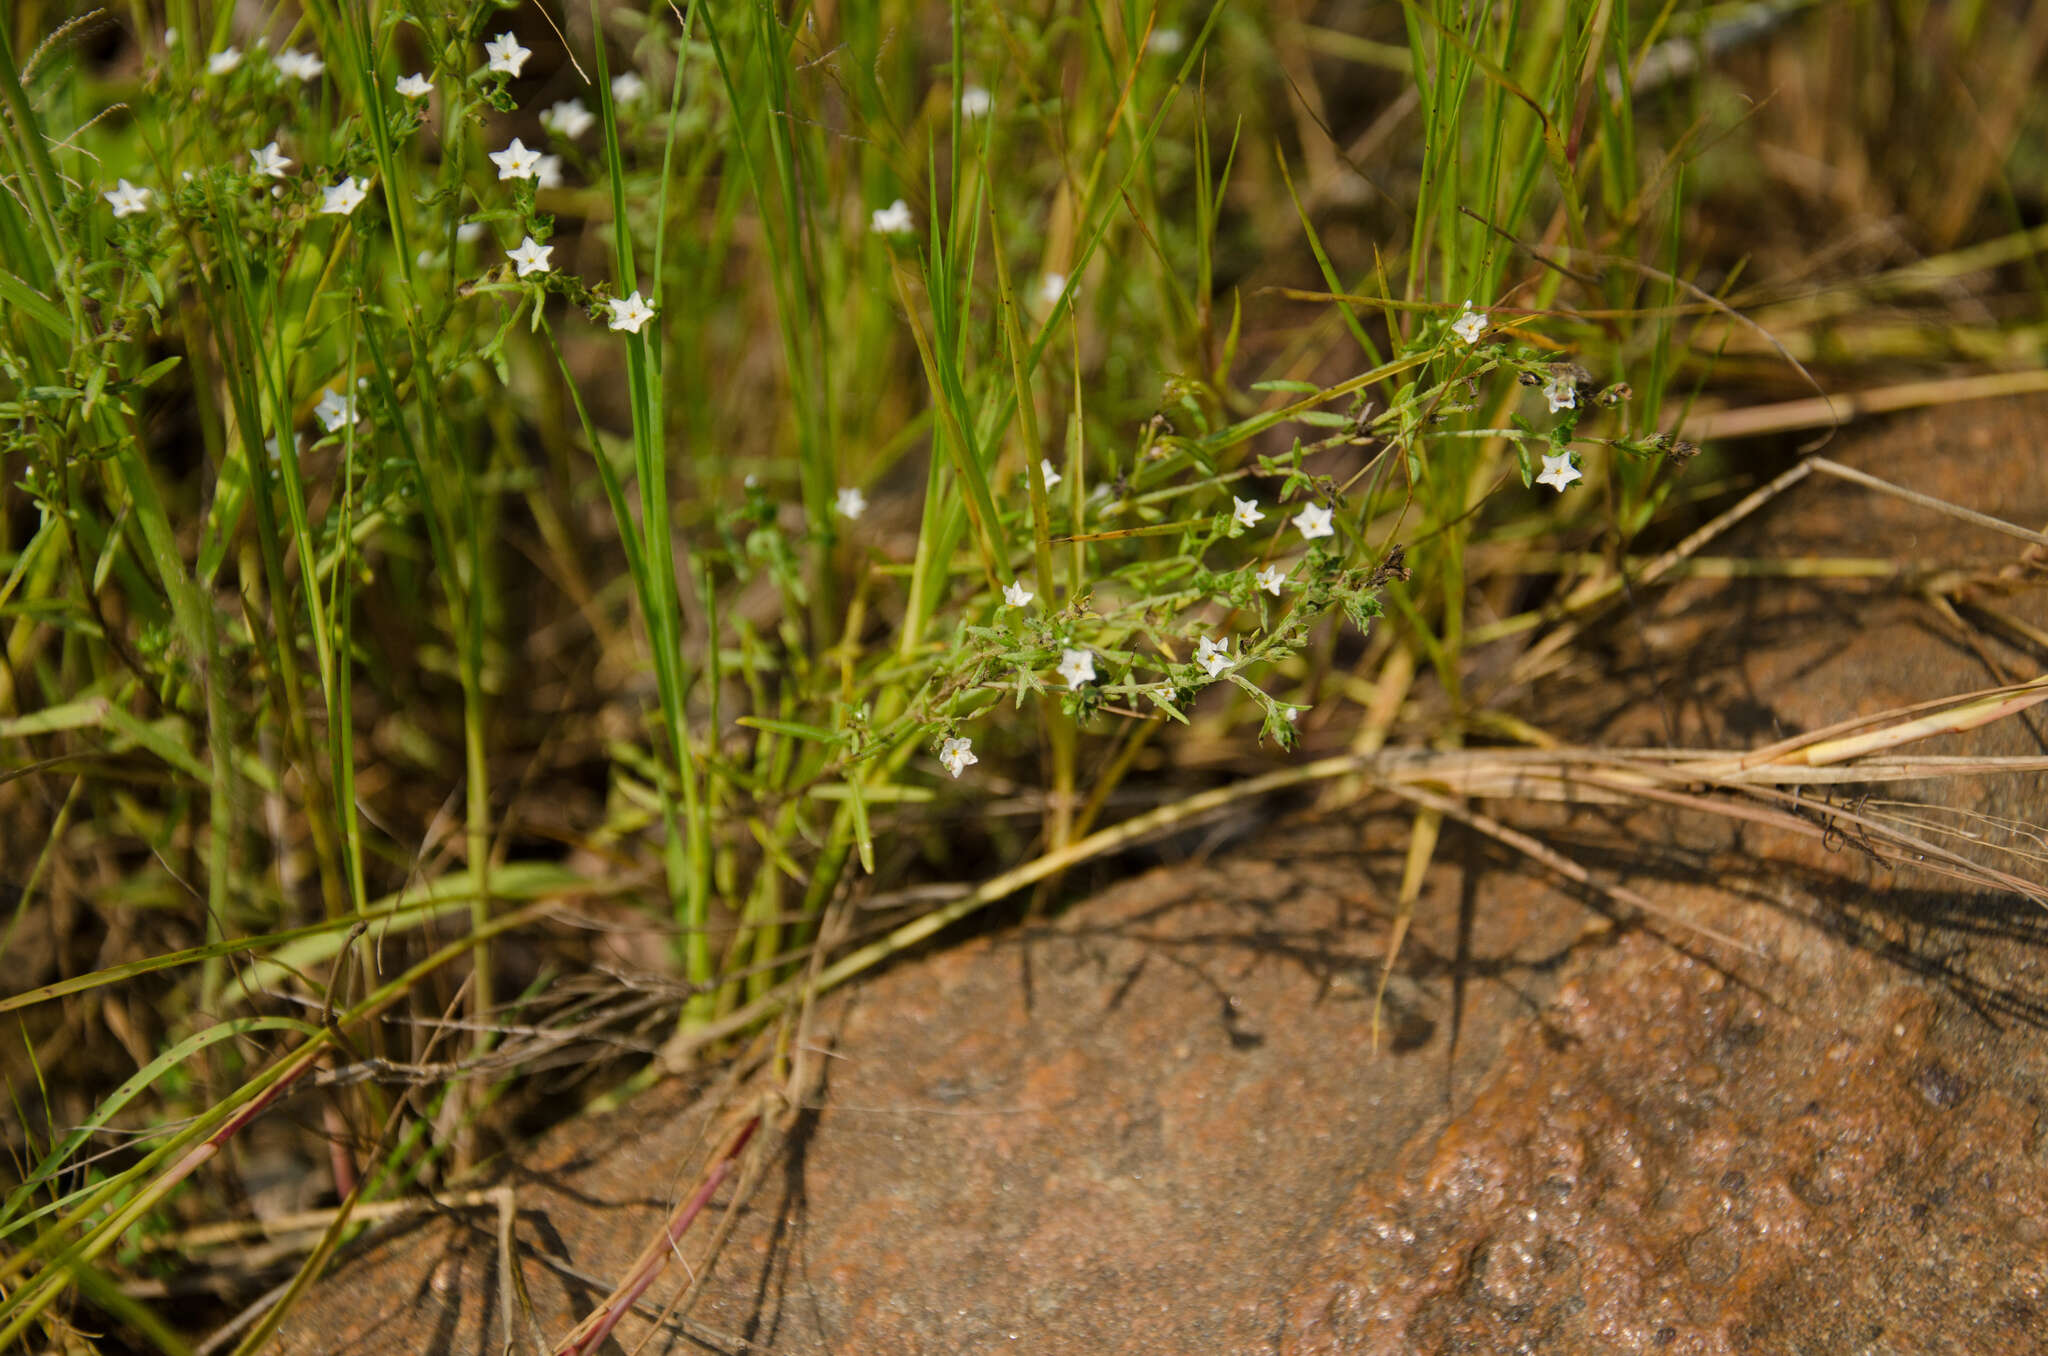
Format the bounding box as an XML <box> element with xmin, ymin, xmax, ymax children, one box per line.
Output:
<box><xmin>551</xmin><ymin>1112</ymin><xmax>761</xmax><ymax>1356</ymax></box>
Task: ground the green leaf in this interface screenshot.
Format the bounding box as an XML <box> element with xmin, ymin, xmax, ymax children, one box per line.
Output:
<box><xmin>0</xmin><ymin>269</ymin><xmax>66</xmax><ymax>337</ymax></box>
<box><xmin>736</xmin><ymin>716</ymin><xmax>840</xmax><ymax>744</ymax></box>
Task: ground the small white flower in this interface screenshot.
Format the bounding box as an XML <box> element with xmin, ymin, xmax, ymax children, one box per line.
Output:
<box><xmin>611</xmin><ymin>71</ymin><xmax>646</xmax><ymax>104</ymax></box>
<box><xmin>870</xmin><ymin>198</ymin><xmax>914</xmax><ymax>235</ymax></box>
<box><xmin>484</xmin><ymin>32</ymin><xmax>531</xmax><ymax>77</ymax></box>
<box><xmin>608</xmin><ymin>290</ymin><xmax>656</xmax><ymax>334</ymax></box>
<box><xmin>395</xmin><ymin>72</ymin><xmax>432</xmax><ymax>99</ymax></box>
<box><xmin>1536</xmin><ymin>452</ymin><xmax>1582</xmax><ymax>493</ymax></box>
<box><xmin>1057</xmin><ymin>648</ymin><xmax>1096</xmax><ymax>689</ymax></box>
<box><xmin>263</xmin><ymin>434</ymin><xmax>300</xmax><ymax>463</ymax></box>
<box><xmin>456</xmin><ymin>221</ymin><xmax>485</xmax><ymax>245</ymax></box>
<box><xmin>1147</xmin><ymin>27</ymin><xmax>1185</xmax><ymax>55</ymax></box>
<box><xmin>1255</xmin><ymin>564</ymin><xmax>1286</xmax><ymax>596</ymax></box>
<box><xmin>1293</xmin><ymin>502</ymin><xmax>1335</xmax><ymax>541</ymax></box>
<box><xmin>534</xmin><ymin>153</ymin><xmax>564</xmax><ymax>190</ymax></box>
<box><xmin>1195</xmin><ymin>636</ymin><xmax>1232</xmax><ymax>678</ymax></box>
<box><xmin>275</xmin><ymin>47</ymin><xmax>324</xmax><ymax>81</ymax></box>
<box><xmin>164</xmin><ymin>27</ymin><xmax>177</xmax><ymax>48</ymax></box>
<box><xmin>313</xmin><ymin>387</ymin><xmax>356</xmax><ymax>433</ymax></box>
<box><xmin>938</xmin><ymin>736</ymin><xmax>978</xmax><ymax>779</ymax></box>
<box><xmin>540</xmin><ymin>98</ymin><xmax>596</xmax><ymax>139</ymax></box>
<box><xmin>960</xmin><ymin>85</ymin><xmax>992</xmax><ymax>117</ymax></box>
<box><xmin>103</xmin><ymin>179</ymin><xmax>152</xmax><ymax>218</ymax></box>
<box><xmin>1003</xmin><ymin>580</ymin><xmax>1033</xmax><ymax>608</ymax></box>
<box><xmin>1037</xmin><ymin>271</ymin><xmax>1067</xmax><ymax>310</ymax></box>
<box><xmin>249</xmin><ymin>141</ymin><xmax>291</xmax><ymax>179</ymax></box>
<box><xmin>208</xmin><ymin>47</ymin><xmax>242</xmax><ymax>76</ymax></box>
<box><xmin>835</xmin><ymin>486</ymin><xmax>868</xmax><ymax>519</ymax></box>
<box><xmin>508</xmin><ymin>236</ymin><xmax>553</xmax><ymax>277</ymax></box>
<box><xmin>1284</xmin><ymin>706</ymin><xmax>1303</xmax><ymax>724</ymax></box>
<box><xmin>489</xmin><ymin>137</ymin><xmax>542</xmax><ymax>181</ymax></box>
<box><xmin>318</xmin><ymin>176</ymin><xmax>368</xmax><ymax>216</ymax></box>
<box><xmin>1451</xmin><ymin>301</ymin><xmax>1487</xmax><ymax>345</ymax></box>
<box><xmin>1542</xmin><ymin>370</ymin><xmax>1578</xmax><ymax>414</ymax></box>
<box><xmin>1231</xmin><ymin>496</ymin><xmax>1264</xmax><ymax>529</ymax></box>
<box><xmin>1040</xmin><ymin>459</ymin><xmax>1063</xmax><ymax>491</ymax></box>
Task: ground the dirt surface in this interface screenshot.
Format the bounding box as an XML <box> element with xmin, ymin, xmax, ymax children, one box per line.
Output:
<box><xmin>274</xmin><ymin>398</ymin><xmax>2048</xmax><ymax>1355</ymax></box>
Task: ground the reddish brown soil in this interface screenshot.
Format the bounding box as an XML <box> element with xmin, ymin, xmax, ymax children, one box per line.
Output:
<box><xmin>275</xmin><ymin>397</ymin><xmax>2048</xmax><ymax>1355</ymax></box>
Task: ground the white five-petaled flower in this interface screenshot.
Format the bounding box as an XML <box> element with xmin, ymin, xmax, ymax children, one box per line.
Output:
<box><xmin>541</xmin><ymin>98</ymin><xmax>596</xmax><ymax>139</ymax></box>
<box><xmin>534</xmin><ymin>153</ymin><xmax>564</xmax><ymax>190</ymax></box>
<box><xmin>1536</xmin><ymin>452</ymin><xmax>1582</xmax><ymax>493</ymax></box>
<box><xmin>104</xmin><ymin>179</ymin><xmax>152</xmax><ymax>218</ymax></box>
<box><xmin>508</xmin><ymin>236</ymin><xmax>553</xmax><ymax>277</ymax></box>
<box><xmin>1256</xmin><ymin>563</ymin><xmax>1286</xmax><ymax>596</ymax></box>
<box><xmin>484</xmin><ymin>32</ymin><xmax>531</xmax><ymax>77</ymax></box>
<box><xmin>250</xmin><ymin>141</ymin><xmax>290</xmax><ymax>179</ymax></box>
<box><xmin>1040</xmin><ymin>459</ymin><xmax>1063</xmax><ymax>491</ymax></box>
<box><xmin>835</xmin><ymin>486</ymin><xmax>868</xmax><ymax>520</ymax></box>
<box><xmin>489</xmin><ymin>137</ymin><xmax>542</xmax><ymax>180</ymax></box>
<box><xmin>1451</xmin><ymin>301</ymin><xmax>1487</xmax><ymax>345</ymax></box>
<box><xmin>208</xmin><ymin>47</ymin><xmax>242</xmax><ymax>75</ymax></box>
<box><xmin>1057</xmin><ymin>648</ymin><xmax>1096</xmax><ymax>689</ymax></box>
<box><xmin>1232</xmin><ymin>496</ymin><xmax>1264</xmax><ymax>529</ymax></box>
<box><xmin>1195</xmin><ymin>636</ymin><xmax>1232</xmax><ymax>679</ymax></box>
<box><xmin>870</xmin><ymin>198</ymin><xmax>914</xmax><ymax>235</ymax></box>
<box><xmin>938</xmin><ymin>736</ymin><xmax>978</xmax><ymax>779</ymax></box>
<box><xmin>960</xmin><ymin>85</ymin><xmax>992</xmax><ymax>117</ymax></box>
<box><xmin>1003</xmin><ymin>580</ymin><xmax>1034</xmax><ymax>608</ymax></box>
<box><xmin>608</xmin><ymin>290</ymin><xmax>656</xmax><ymax>334</ymax></box>
<box><xmin>611</xmin><ymin>71</ymin><xmax>646</xmax><ymax>103</ymax></box>
<box><xmin>313</xmin><ymin>387</ymin><xmax>356</xmax><ymax>433</ymax></box>
<box><xmin>275</xmin><ymin>47</ymin><xmax>323</xmax><ymax>81</ymax></box>
<box><xmin>1293</xmin><ymin>502</ymin><xmax>1335</xmax><ymax>541</ymax></box>
<box><xmin>318</xmin><ymin>176</ymin><xmax>368</xmax><ymax>216</ymax></box>
<box><xmin>1037</xmin><ymin>271</ymin><xmax>1067</xmax><ymax>310</ymax></box>
<box><xmin>395</xmin><ymin>72</ymin><xmax>432</xmax><ymax>99</ymax></box>
<box><xmin>1542</xmin><ymin>370</ymin><xmax>1578</xmax><ymax>414</ymax></box>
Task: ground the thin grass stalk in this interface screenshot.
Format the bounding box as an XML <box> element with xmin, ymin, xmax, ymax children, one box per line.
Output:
<box><xmin>586</xmin><ymin>15</ymin><xmax>715</xmax><ymax>1022</ymax></box>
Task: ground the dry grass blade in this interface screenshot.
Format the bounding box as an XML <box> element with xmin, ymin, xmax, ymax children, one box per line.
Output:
<box><xmin>1679</xmin><ymin>370</ymin><xmax>2048</xmax><ymax>442</ymax></box>
<box><xmin>1698</xmin><ymin>674</ymin><xmax>2048</xmax><ymax>775</ymax></box>
<box><xmin>1591</xmin><ymin>770</ymin><xmax>2048</xmax><ymax>907</ymax></box>
<box><xmin>1805</xmin><ymin>458</ymin><xmax>2048</xmax><ymax>550</ymax></box>
<box><xmin>1371</xmin><ymin>805</ymin><xmax>1440</xmax><ymax>1052</ymax></box>
<box><xmin>1380</xmin><ymin>782</ymin><xmax>1762</xmax><ymax>954</ymax></box>
<box><xmin>138</xmin><ymin>1189</ymin><xmax>510</xmax><ymax>1256</ymax></box>
<box><xmin>498</xmin><ymin>1186</ymin><xmax>548</xmax><ymax>1356</ymax></box>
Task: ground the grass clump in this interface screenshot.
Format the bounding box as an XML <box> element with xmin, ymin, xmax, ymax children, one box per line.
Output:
<box><xmin>3</xmin><ymin>0</ymin><xmax>2046</xmax><ymax>1347</ymax></box>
